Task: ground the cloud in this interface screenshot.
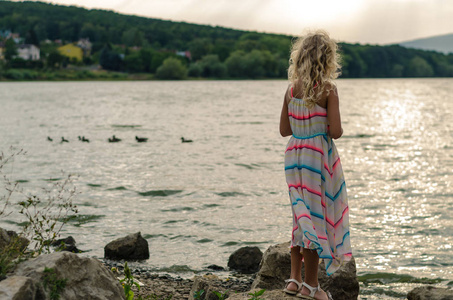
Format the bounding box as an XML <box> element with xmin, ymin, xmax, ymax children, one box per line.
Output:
<box><xmin>10</xmin><ymin>0</ymin><xmax>453</xmax><ymax>44</ymax></box>
<box><xmin>323</xmin><ymin>0</ymin><xmax>453</xmax><ymax>44</ymax></box>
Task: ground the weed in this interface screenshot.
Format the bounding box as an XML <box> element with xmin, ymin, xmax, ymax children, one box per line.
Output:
<box><xmin>120</xmin><ymin>262</ymin><xmax>141</xmax><ymax>300</ymax></box>
<box><xmin>17</xmin><ymin>174</ymin><xmax>78</xmax><ymax>255</ymax></box>
<box><xmin>193</xmin><ymin>289</ymin><xmax>204</xmax><ymax>299</ymax></box>
<box><xmin>0</xmin><ymin>147</ymin><xmax>78</xmax><ymax>278</ymax></box>
<box><xmin>42</xmin><ymin>267</ymin><xmax>67</xmax><ymax>300</ymax></box>
<box><xmin>248</xmin><ymin>289</ymin><xmax>265</xmax><ymax>300</ymax></box>
<box><xmin>213</xmin><ymin>290</ymin><xmax>229</xmax><ymax>299</ymax></box>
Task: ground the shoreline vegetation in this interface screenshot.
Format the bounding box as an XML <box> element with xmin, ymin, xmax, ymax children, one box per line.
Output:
<box><xmin>3</xmin><ymin>68</ymin><xmax>453</xmax><ymax>82</ymax></box>
<box><xmin>1</xmin><ymin>2</ymin><xmax>453</xmax><ymax>81</ymax></box>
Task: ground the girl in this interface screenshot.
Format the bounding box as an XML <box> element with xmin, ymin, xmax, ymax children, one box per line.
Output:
<box><xmin>280</xmin><ymin>30</ymin><xmax>352</xmax><ymax>300</ymax></box>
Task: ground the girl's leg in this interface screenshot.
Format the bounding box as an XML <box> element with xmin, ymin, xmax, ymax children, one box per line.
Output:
<box><xmin>300</xmin><ymin>248</ymin><xmax>328</xmax><ymax>300</ymax></box>
<box><xmin>287</xmin><ymin>246</ymin><xmax>303</xmax><ymax>292</ymax></box>
<box><xmin>302</xmin><ymin>248</ymin><xmax>319</xmax><ymax>286</ymax></box>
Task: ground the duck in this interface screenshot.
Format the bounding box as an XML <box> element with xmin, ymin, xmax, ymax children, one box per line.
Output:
<box><xmin>181</xmin><ymin>137</ymin><xmax>193</xmax><ymax>143</ymax></box>
<box><xmin>82</xmin><ymin>136</ymin><xmax>90</xmax><ymax>143</ymax></box>
<box><xmin>135</xmin><ymin>136</ymin><xmax>148</xmax><ymax>143</ymax></box>
<box><xmin>108</xmin><ymin>135</ymin><xmax>121</xmax><ymax>143</ymax></box>
<box><xmin>47</xmin><ymin>136</ymin><xmax>53</xmax><ymax>142</ymax></box>
<box><xmin>61</xmin><ymin>137</ymin><xmax>69</xmax><ymax>143</ymax></box>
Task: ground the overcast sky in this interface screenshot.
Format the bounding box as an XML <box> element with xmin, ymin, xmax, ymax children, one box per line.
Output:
<box><xmin>12</xmin><ymin>0</ymin><xmax>453</xmax><ymax>44</ymax></box>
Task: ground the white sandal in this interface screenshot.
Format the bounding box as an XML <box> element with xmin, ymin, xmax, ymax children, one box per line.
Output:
<box><xmin>283</xmin><ymin>278</ymin><xmax>303</xmax><ymax>295</ymax></box>
<box><xmin>296</xmin><ymin>282</ymin><xmax>333</xmax><ymax>300</ymax></box>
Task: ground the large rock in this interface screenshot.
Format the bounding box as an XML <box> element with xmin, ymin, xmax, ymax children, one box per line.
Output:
<box><xmin>51</xmin><ymin>236</ymin><xmax>81</xmax><ymax>253</ymax></box>
<box><xmin>407</xmin><ymin>286</ymin><xmax>453</xmax><ymax>300</ymax></box>
<box><xmin>0</xmin><ymin>228</ymin><xmax>29</xmax><ymax>253</ymax></box>
<box><xmin>251</xmin><ymin>243</ymin><xmax>291</xmax><ymax>289</ymax></box>
<box><xmin>228</xmin><ymin>246</ymin><xmax>263</xmax><ymax>274</ymax></box>
<box><xmin>104</xmin><ymin>232</ymin><xmax>149</xmax><ymax>260</ymax></box>
<box><xmin>0</xmin><ymin>276</ymin><xmax>43</xmax><ymax>300</ymax></box>
<box><xmin>7</xmin><ymin>251</ymin><xmax>125</xmax><ymax>300</ymax></box>
<box><xmin>251</xmin><ymin>242</ymin><xmax>359</xmax><ymax>300</ymax></box>
<box><xmin>189</xmin><ymin>275</ymin><xmax>229</xmax><ymax>300</ymax></box>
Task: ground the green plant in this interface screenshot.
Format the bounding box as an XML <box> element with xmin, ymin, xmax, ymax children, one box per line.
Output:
<box><xmin>0</xmin><ymin>147</ymin><xmax>78</xmax><ymax>278</ymax></box>
<box><xmin>18</xmin><ymin>173</ymin><xmax>78</xmax><ymax>255</ymax></box>
<box><xmin>120</xmin><ymin>262</ymin><xmax>140</xmax><ymax>300</ymax></box>
<box><xmin>0</xmin><ymin>148</ymin><xmax>26</xmax><ymax>278</ymax></box>
<box><xmin>248</xmin><ymin>289</ymin><xmax>265</xmax><ymax>300</ymax></box>
<box><xmin>0</xmin><ymin>237</ymin><xmax>21</xmax><ymax>280</ymax></box>
<box><xmin>213</xmin><ymin>290</ymin><xmax>229</xmax><ymax>300</ymax></box>
<box><xmin>155</xmin><ymin>57</ymin><xmax>187</xmax><ymax>80</ymax></box>
<box><xmin>42</xmin><ymin>267</ymin><xmax>67</xmax><ymax>300</ymax></box>
<box><xmin>193</xmin><ymin>289</ymin><xmax>204</xmax><ymax>299</ymax></box>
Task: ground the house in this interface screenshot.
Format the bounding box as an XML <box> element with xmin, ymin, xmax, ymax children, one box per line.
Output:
<box><xmin>17</xmin><ymin>44</ymin><xmax>40</xmax><ymax>61</ymax></box>
<box><xmin>11</xmin><ymin>33</ymin><xmax>22</xmax><ymax>44</ymax></box>
<box><xmin>58</xmin><ymin>43</ymin><xmax>83</xmax><ymax>61</ymax></box>
<box><xmin>0</xmin><ymin>30</ymin><xmax>22</xmax><ymax>44</ymax></box>
<box><xmin>176</xmin><ymin>50</ymin><xmax>192</xmax><ymax>60</ymax></box>
<box><xmin>76</xmin><ymin>38</ymin><xmax>92</xmax><ymax>56</ymax></box>
<box><xmin>0</xmin><ymin>29</ymin><xmax>12</xmax><ymax>39</ymax></box>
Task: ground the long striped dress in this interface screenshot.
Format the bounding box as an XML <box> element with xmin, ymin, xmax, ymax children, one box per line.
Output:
<box><xmin>284</xmin><ymin>88</ymin><xmax>352</xmax><ymax>276</ymax></box>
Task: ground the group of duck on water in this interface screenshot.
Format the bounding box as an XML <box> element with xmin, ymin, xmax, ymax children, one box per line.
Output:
<box><xmin>47</xmin><ymin>136</ymin><xmax>193</xmax><ymax>143</ymax></box>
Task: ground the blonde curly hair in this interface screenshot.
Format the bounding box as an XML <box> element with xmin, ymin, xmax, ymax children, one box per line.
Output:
<box><xmin>288</xmin><ymin>30</ymin><xmax>341</xmax><ymax>107</ymax></box>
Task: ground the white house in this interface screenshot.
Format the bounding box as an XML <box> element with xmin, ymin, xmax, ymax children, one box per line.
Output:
<box><xmin>17</xmin><ymin>44</ymin><xmax>40</xmax><ymax>61</ymax></box>
<box><xmin>76</xmin><ymin>38</ymin><xmax>92</xmax><ymax>56</ymax></box>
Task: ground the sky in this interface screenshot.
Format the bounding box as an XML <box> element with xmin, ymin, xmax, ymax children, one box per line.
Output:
<box><xmin>12</xmin><ymin>0</ymin><xmax>453</xmax><ymax>45</ymax></box>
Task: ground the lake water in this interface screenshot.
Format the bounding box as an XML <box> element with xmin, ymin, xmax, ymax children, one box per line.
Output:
<box><xmin>0</xmin><ymin>79</ymin><xmax>452</xmax><ymax>299</ymax></box>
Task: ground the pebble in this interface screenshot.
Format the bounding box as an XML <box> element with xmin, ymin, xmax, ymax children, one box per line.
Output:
<box><xmin>101</xmin><ymin>259</ymin><xmax>253</xmax><ymax>299</ymax></box>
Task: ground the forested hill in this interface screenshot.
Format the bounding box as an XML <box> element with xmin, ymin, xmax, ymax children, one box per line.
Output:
<box><xmin>1</xmin><ymin>1</ymin><xmax>453</xmax><ymax>79</ymax></box>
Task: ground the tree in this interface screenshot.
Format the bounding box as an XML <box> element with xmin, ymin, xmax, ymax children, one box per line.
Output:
<box><xmin>406</xmin><ymin>56</ymin><xmax>434</xmax><ymax>77</ymax></box>
<box><xmin>25</xmin><ymin>28</ymin><xmax>40</xmax><ymax>46</ymax></box>
<box><xmin>155</xmin><ymin>57</ymin><xmax>187</xmax><ymax>79</ymax></box>
<box><xmin>150</xmin><ymin>52</ymin><xmax>173</xmax><ymax>73</ymax></box>
<box><xmin>225</xmin><ymin>51</ymin><xmax>246</xmax><ymax>77</ymax></box>
<box><xmin>122</xmin><ymin>28</ymin><xmax>143</xmax><ymax>47</ymax></box>
<box><xmin>198</xmin><ymin>54</ymin><xmax>227</xmax><ymax>78</ymax></box>
<box><xmin>340</xmin><ymin>45</ymin><xmax>367</xmax><ymax>78</ymax></box>
<box><xmin>211</xmin><ymin>39</ymin><xmax>233</xmax><ymax>61</ymax></box>
<box><xmin>187</xmin><ymin>63</ymin><xmax>202</xmax><ymax>77</ymax></box>
<box><xmin>99</xmin><ymin>44</ymin><xmax>123</xmax><ymax>71</ymax></box>
<box><xmin>225</xmin><ymin>50</ymin><xmax>268</xmax><ymax>78</ymax></box>
<box><xmin>189</xmin><ymin>38</ymin><xmax>212</xmax><ymax>61</ymax></box>
<box><xmin>139</xmin><ymin>49</ymin><xmax>153</xmax><ymax>72</ymax></box>
<box><xmin>361</xmin><ymin>46</ymin><xmax>390</xmax><ymax>77</ymax></box>
<box><xmin>391</xmin><ymin>64</ymin><xmax>404</xmax><ymax>77</ymax></box>
<box><xmin>259</xmin><ymin>36</ymin><xmax>291</xmax><ymax>58</ymax></box>
<box><xmin>4</xmin><ymin>39</ymin><xmax>17</xmax><ymax>61</ymax></box>
<box><xmin>123</xmin><ymin>52</ymin><xmax>143</xmax><ymax>73</ymax></box>
<box><xmin>80</xmin><ymin>23</ymin><xmax>100</xmax><ymax>42</ymax></box>
<box><xmin>47</xmin><ymin>51</ymin><xmax>64</xmax><ymax>69</ymax></box>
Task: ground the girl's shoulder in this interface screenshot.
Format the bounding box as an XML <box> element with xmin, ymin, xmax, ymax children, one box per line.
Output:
<box><xmin>285</xmin><ymin>83</ymin><xmax>293</xmax><ymax>104</ymax></box>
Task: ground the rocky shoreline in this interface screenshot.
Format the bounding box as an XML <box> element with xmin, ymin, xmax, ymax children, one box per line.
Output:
<box><xmin>2</xmin><ymin>229</ymin><xmax>453</xmax><ymax>300</ymax></box>
<box><xmin>101</xmin><ymin>259</ymin><xmax>254</xmax><ymax>300</ymax></box>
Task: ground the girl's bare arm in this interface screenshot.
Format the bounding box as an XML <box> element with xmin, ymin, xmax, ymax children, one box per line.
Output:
<box><xmin>280</xmin><ymin>87</ymin><xmax>293</xmax><ymax>137</ymax></box>
<box><xmin>327</xmin><ymin>87</ymin><xmax>343</xmax><ymax>139</ymax></box>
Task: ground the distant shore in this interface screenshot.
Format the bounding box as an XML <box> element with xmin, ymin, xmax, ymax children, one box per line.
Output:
<box><xmin>1</xmin><ymin>68</ymin><xmax>452</xmax><ymax>82</ymax></box>
<box><xmin>0</xmin><ymin>68</ymin><xmax>154</xmax><ymax>81</ymax></box>
<box><xmin>0</xmin><ymin>69</ymin><xmax>274</xmax><ymax>81</ymax></box>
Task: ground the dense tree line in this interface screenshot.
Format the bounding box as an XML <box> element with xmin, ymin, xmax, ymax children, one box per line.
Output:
<box><xmin>1</xmin><ymin>1</ymin><xmax>452</xmax><ymax>79</ymax></box>
<box><xmin>341</xmin><ymin>43</ymin><xmax>453</xmax><ymax>78</ymax></box>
